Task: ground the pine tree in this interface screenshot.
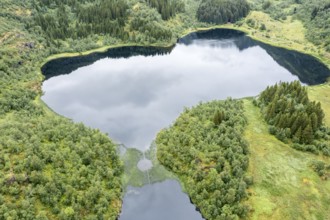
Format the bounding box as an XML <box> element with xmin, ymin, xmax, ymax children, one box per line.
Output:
<box><xmin>302</xmin><ymin>124</ymin><xmax>313</xmax><ymax>144</ymax></box>
<box><xmin>310</xmin><ymin>112</ymin><xmax>318</xmax><ymax>132</ymax></box>
<box><xmin>294</xmin><ymin>126</ymin><xmax>302</xmax><ymax>143</ymax></box>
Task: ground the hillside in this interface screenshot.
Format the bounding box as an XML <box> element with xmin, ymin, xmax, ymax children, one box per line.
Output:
<box><xmin>0</xmin><ymin>0</ymin><xmax>330</xmax><ymax>219</ymax></box>
<box><xmin>244</xmin><ymin>98</ymin><xmax>330</xmax><ymax>219</ymax></box>
<box><xmin>156</xmin><ymin>82</ymin><xmax>330</xmax><ymax>219</ymax></box>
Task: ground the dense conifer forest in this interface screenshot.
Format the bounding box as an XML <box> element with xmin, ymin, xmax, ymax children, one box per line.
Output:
<box><xmin>29</xmin><ymin>0</ymin><xmax>184</xmax><ymax>44</ymax></box>
<box><xmin>146</xmin><ymin>0</ymin><xmax>185</xmax><ymax>20</ymax></box>
<box><xmin>157</xmin><ymin>99</ymin><xmax>251</xmax><ymax>219</ymax></box>
<box><xmin>31</xmin><ymin>0</ymin><xmax>129</xmax><ymax>40</ymax></box>
<box><xmin>256</xmin><ymin>81</ymin><xmax>330</xmax><ymax>155</ymax></box>
<box><xmin>197</xmin><ymin>0</ymin><xmax>250</xmax><ymax>24</ymax></box>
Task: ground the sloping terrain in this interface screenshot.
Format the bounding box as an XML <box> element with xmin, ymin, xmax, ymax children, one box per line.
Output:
<box><xmin>0</xmin><ymin>0</ymin><xmax>330</xmax><ymax>219</ymax></box>
<box><xmin>244</xmin><ymin>99</ymin><xmax>330</xmax><ymax>220</ymax></box>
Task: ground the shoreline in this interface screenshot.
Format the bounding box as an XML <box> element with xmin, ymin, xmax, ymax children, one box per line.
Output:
<box><xmin>39</xmin><ymin>25</ymin><xmax>330</xmax><ymax>80</ymax></box>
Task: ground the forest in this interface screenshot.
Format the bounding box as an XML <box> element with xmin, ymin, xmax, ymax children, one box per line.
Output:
<box><xmin>29</xmin><ymin>0</ymin><xmax>184</xmax><ymax>44</ymax></box>
<box><xmin>197</xmin><ymin>0</ymin><xmax>250</xmax><ymax>24</ymax></box>
<box><xmin>256</xmin><ymin>81</ymin><xmax>330</xmax><ymax>155</ymax></box>
<box><xmin>145</xmin><ymin>0</ymin><xmax>185</xmax><ymax>20</ymax></box>
<box><xmin>0</xmin><ymin>114</ymin><xmax>123</xmax><ymax>219</ymax></box>
<box><xmin>157</xmin><ymin>99</ymin><xmax>251</xmax><ymax>219</ymax></box>
<box><xmin>31</xmin><ymin>0</ymin><xmax>130</xmax><ymax>40</ymax></box>
<box><xmin>1</xmin><ymin>0</ymin><xmax>330</xmax><ymax>219</ymax></box>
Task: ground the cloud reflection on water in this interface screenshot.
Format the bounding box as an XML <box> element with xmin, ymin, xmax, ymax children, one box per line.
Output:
<box><xmin>42</xmin><ymin>38</ymin><xmax>298</xmax><ymax>150</ymax></box>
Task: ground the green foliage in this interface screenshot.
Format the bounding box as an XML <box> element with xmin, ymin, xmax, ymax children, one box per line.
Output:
<box><xmin>213</xmin><ymin>110</ymin><xmax>225</xmax><ymax>125</ymax></box>
<box><xmin>26</xmin><ymin>0</ymin><xmax>187</xmax><ymax>46</ymax></box>
<box><xmin>0</xmin><ymin>113</ymin><xmax>123</xmax><ymax>219</ymax></box>
<box><xmin>145</xmin><ymin>0</ymin><xmax>185</xmax><ymax>20</ymax></box>
<box><xmin>295</xmin><ymin>0</ymin><xmax>330</xmax><ymax>47</ymax></box>
<box><xmin>246</xmin><ymin>18</ymin><xmax>256</xmax><ymax>28</ymax></box>
<box><xmin>0</xmin><ymin>2</ymin><xmax>125</xmax><ymax>219</ymax></box>
<box><xmin>29</xmin><ymin>0</ymin><xmax>187</xmax><ymax>43</ymax></box>
<box><xmin>311</xmin><ymin>160</ymin><xmax>330</xmax><ymax>179</ymax></box>
<box><xmin>262</xmin><ymin>1</ymin><xmax>272</xmax><ymax>10</ymax></box>
<box><xmin>250</xmin><ymin>0</ymin><xmax>295</xmax><ymax>21</ymax></box>
<box><xmin>157</xmin><ymin>99</ymin><xmax>250</xmax><ymax>219</ymax></box>
<box><xmin>197</xmin><ymin>0</ymin><xmax>250</xmax><ymax>24</ymax></box>
<box><xmin>0</xmin><ymin>88</ymin><xmax>38</xmax><ymax>115</ymax></box>
<box><xmin>31</xmin><ymin>0</ymin><xmax>129</xmax><ymax>40</ymax></box>
<box><xmin>128</xmin><ymin>3</ymin><xmax>172</xmax><ymax>43</ymax></box>
<box><xmin>244</xmin><ymin>99</ymin><xmax>330</xmax><ymax>219</ymax></box>
<box><xmin>257</xmin><ymin>81</ymin><xmax>330</xmax><ymax>155</ymax></box>
<box><xmin>250</xmin><ymin>0</ymin><xmax>330</xmax><ymax>47</ymax></box>
<box><xmin>1</xmin><ymin>0</ymin><xmax>330</xmax><ymax>219</ymax></box>
<box><xmin>0</xmin><ymin>0</ymin><xmax>206</xmax><ymax>217</ymax></box>
<box><xmin>259</xmin><ymin>23</ymin><xmax>266</xmax><ymax>31</ymax></box>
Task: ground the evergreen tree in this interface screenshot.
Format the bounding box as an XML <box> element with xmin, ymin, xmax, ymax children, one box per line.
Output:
<box><xmin>197</xmin><ymin>0</ymin><xmax>250</xmax><ymax>24</ymax></box>
<box><xmin>258</xmin><ymin>81</ymin><xmax>329</xmax><ymax>155</ymax></box>
<box><xmin>294</xmin><ymin>126</ymin><xmax>302</xmax><ymax>143</ymax></box>
<box><xmin>302</xmin><ymin>124</ymin><xmax>313</xmax><ymax>144</ymax></box>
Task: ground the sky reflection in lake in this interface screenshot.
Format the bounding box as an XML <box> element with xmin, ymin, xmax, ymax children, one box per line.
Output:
<box><xmin>119</xmin><ymin>180</ymin><xmax>203</xmax><ymax>220</ymax></box>
<box><xmin>42</xmin><ymin>35</ymin><xmax>299</xmax><ymax>151</ymax></box>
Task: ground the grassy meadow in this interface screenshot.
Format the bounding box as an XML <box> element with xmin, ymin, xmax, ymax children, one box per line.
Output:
<box><xmin>244</xmin><ymin>99</ymin><xmax>330</xmax><ymax>220</ymax></box>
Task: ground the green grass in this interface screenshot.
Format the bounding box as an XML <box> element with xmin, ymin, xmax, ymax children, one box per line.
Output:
<box><xmin>308</xmin><ymin>83</ymin><xmax>330</xmax><ymax>127</ymax></box>
<box><xmin>243</xmin><ymin>99</ymin><xmax>330</xmax><ymax>220</ymax></box>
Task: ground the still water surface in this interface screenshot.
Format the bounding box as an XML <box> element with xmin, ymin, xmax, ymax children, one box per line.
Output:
<box><xmin>42</xmin><ymin>29</ymin><xmax>330</xmax><ymax>220</ymax></box>
<box><xmin>120</xmin><ymin>180</ymin><xmax>202</xmax><ymax>220</ymax></box>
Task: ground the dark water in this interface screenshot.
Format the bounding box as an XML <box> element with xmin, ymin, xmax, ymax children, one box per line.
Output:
<box><xmin>41</xmin><ymin>29</ymin><xmax>330</xmax><ymax>220</ymax></box>
<box><xmin>120</xmin><ymin>180</ymin><xmax>203</xmax><ymax>220</ymax></box>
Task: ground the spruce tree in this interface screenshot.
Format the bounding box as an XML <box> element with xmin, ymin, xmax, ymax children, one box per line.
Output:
<box><xmin>258</xmin><ymin>81</ymin><xmax>328</xmax><ymax>154</ymax></box>
<box><xmin>294</xmin><ymin>126</ymin><xmax>302</xmax><ymax>143</ymax></box>
<box><xmin>302</xmin><ymin>124</ymin><xmax>313</xmax><ymax>144</ymax></box>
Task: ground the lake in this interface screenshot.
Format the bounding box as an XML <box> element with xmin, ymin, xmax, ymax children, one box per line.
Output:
<box><xmin>41</xmin><ymin>29</ymin><xmax>330</xmax><ymax>220</ymax></box>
